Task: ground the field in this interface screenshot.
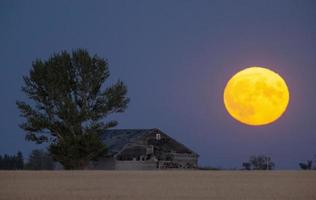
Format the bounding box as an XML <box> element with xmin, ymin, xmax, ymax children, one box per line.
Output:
<box><xmin>1</xmin><ymin>171</ymin><xmax>316</xmax><ymax>200</ymax></box>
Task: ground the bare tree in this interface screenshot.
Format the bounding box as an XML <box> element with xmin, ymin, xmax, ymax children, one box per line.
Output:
<box><xmin>242</xmin><ymin>155</ymin><xmax>275</xmax><ymax>170</ymax></box>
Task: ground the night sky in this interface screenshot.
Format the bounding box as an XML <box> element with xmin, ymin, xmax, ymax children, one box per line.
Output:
<box><xmin>1</xmin><ymin>0</ymin><xmax>316</xmax><ymax>169</ymax></box>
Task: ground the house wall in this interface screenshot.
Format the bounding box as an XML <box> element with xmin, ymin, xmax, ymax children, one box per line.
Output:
<box><xmin>115</xmin><ymin>160</ymin><xmax>157</xmax><ymax>170</ymax></box>
<box><xmin>172</xmin><ymin>153</ymin><xmax>198</xmax><ymax>168</ymax></box>
<box><xmin>157</xmin><ymin>153</ymin><xmax>198</xmax><ymax>169</ymax></box>
<box><xmin>88</xmin><ymin>157</ymin><xmax>116</xmax><ymax>170</ymax></box>
<box><xmin>88</xmin><ymin>155</ymin><xmax>197</xmax><ymax>170</ymax></box>
<box><xmin>172</xmin><ymin>157</ymin><xmax>198</xmax><ymax>169</ymax></box>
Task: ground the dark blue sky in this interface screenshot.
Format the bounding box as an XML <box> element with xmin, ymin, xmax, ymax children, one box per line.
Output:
<box><xmin>1</xmin><ymin>0</ymin><xmax>316</xmax><ymax>169</ymax></box>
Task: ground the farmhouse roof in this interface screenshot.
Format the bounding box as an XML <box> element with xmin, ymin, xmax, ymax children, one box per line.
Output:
<box><xmin>101</xmin><ymin>128</ymin><xmax>198</xmax><ymax>156</ymax></box>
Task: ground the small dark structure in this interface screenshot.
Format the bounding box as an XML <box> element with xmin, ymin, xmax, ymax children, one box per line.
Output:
<box><xmin>89</xmin><ymin>129</ymin><xmax>199</xmax><ymax>170</ymax></box>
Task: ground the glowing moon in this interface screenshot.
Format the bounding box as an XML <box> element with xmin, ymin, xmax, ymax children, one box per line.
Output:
<box><xmin>223</xmin><ymin>67</ymin><xmax>289</xmax><ymax>126</ymax></box>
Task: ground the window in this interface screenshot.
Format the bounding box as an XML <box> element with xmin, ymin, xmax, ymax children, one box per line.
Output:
<box><xmin>156</xmin><ymin>133</ymin><xmax>161</xmax><ymax>140</ymax></box>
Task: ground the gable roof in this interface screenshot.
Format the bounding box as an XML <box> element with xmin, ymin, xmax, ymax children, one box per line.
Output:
<box><xmin>101</xmin><ymin>129</ymin><xmax>153</xmax><ymax>155</ymax></box>
<box><xmin>100</xmin><ymin>128</ymin><xmax>198</xmax><ymax>156</ymax></box>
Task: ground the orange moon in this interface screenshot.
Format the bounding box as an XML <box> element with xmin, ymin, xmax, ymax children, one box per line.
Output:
<box><xmin>223</xmin><ymin>67</ymin><xmax>289</xmax><ymax>126</ymax></box>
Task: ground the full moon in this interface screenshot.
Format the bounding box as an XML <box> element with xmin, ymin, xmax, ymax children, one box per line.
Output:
<box><xmin>223</xmin><ymin>66</ymin><xmax>289</xmax><ymax>126</ymax></box>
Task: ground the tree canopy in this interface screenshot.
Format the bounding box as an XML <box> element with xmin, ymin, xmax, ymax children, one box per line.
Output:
<box><xmin>17</xmin><ymin>49</ymin><xmax>129</xmax><ymax>169</ymax></box>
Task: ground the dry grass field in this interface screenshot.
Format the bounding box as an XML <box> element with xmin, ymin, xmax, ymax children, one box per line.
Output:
<box><xmin>1</xmin><ymin>171</ymin><xmax>316</xmax><ymax>200</ymax></box>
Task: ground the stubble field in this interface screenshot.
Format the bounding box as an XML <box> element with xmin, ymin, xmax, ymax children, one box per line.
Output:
<box><xmin>0</xmin><ymin>171</ymin><xmax>315</xmax><ymax>200</ymax></box>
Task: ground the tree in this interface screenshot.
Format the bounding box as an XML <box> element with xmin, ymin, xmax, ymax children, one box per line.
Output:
<box><xmin>299</xmin><ymin>160</ymin><xmax>312</xmax><ymax>170</ymax></box>
<box><xmin>17</xmin><ymin>49</ymin><xmax>129</xmax><ymax>169</ymax></box>
<box><xmin>242</xmin><ymin>155</ymin><xmax>275</xmax><ymax>170</ymax></box>
<box><xmin>242</xmin><ymin>162</ymin><xmax>251</xmax><ymax>170</ymax></box>
<box><xmin>16</xmin><ymin>151</ymin><xmax>24</xmax><ymax>169</ymax></box>
<box><xmin>25</xmin><ymin>149</ymin><xmax>55</xmax><ymax>170</ymax></box>
<box><xmin>249</xmin><ymin>155</ymin><xmax>275</xmax><ymax>170</ymax></box>
<box><xmin>0</xmin><ymin>152</ymin><xmax>24</xmax><ymax>170</ymax></box>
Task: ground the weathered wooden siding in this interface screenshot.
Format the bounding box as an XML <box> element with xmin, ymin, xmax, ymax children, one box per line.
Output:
<box><xmin>88</xmin><ymin>157</ymin><xmax>116</xmax><ymax>170</ymax></box>
<box><xmin>115</xmin><ymin>160</ymin><xmax>157</xmax><ymax>170</ymax></box>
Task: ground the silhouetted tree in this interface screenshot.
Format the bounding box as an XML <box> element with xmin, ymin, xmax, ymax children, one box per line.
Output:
<box><xmin>299</xmin><ymin>160</ymin><xmax>313</xmax><ymax>170</ymax></box>
<box><xmin>242</xmin><ymin>155</ymin><xmax>275</xmax><ymax>170</ymax></box>
<box><xmin>25</xmin><ymin>149</ymin><xmax>55</xmax><ymax>170</ymax></box>
<box><xmin>16</xmin><ymin>151</ymin><xmax>24</xmax><ymax>169</ymax></box>
<box><xmin>0</xmin><ymin>152</ymin><xmax>24</xmax><ymax>170</ymax></box>
<box><xmin>249</xmin><ymin>155</ymin><xmax>275</xmax><ymax>170</ymax></box>
<box><xmin>17</xmin><ymin>49</ymin><xmax>129</xmax><ymax>169</ymax></box>
<box><xmin>242</xmin><ymin>162</ymin><xmax>251</xmax><ymax>170</ymax></box>
<box><xmin>314</xmin><ymin>155</ymin><xmax>316</xmax><ymax>170</ymax></box>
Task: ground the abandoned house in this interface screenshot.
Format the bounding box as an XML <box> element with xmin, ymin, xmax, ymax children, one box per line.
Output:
<box><xmin>89</xmin><ymin>128</ymin><xmax>199</xmax><ymax>170</ymax></box>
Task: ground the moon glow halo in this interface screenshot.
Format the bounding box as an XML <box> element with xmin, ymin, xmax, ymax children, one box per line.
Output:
<box><xmin>223</xmin><ymin>67</ymin><xmax>289</xmax><ymax>126</ymax></box>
